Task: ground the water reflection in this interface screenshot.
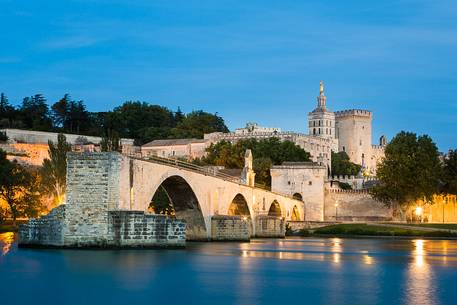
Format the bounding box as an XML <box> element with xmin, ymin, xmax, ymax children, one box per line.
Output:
<box><xmin>405</xmin><ymin>240</ymin><xmax>437</xmax><ymax>305</ymax></box>
<box><xmin>0</xmin><ymin>232</ymin><xmax>15</xmax><ymax>256</ymax></box>
<box><xmin>2</xmin><ymin>236</ymin><xmax>457</xmax><ymax>305</ymax></box>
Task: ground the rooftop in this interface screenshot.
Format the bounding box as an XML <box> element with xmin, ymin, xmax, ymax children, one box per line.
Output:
<box><xmin>142</xmin><ymin>138</ymin><xmax>208</xmax><ymax>147</ymax></box>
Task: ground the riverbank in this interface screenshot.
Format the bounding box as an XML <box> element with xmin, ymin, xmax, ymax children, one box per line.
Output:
<box><xmin>287</xmin><ymin>223</ymin><xmax>457</xmax><ymax>238</ymax></box>
<box><xmin>0</xmin><ymin>225</ymin><xmax>18</xmax><ymax>233</ymax></box>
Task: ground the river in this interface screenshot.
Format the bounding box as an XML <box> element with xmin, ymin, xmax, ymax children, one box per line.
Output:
<box><xmin>1</xmin><ymin>232</ymin><xmax>457</xmax><ymax>305</ymax></box>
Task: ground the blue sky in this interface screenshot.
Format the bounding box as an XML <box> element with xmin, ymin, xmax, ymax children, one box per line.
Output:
<box><xmin>1</xmin><ymin>0</ymin><xmax>457</xmax><ymax>150</ymax></box>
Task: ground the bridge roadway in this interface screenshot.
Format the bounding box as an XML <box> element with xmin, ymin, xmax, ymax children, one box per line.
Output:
<box><xmin>114</xmin><ymin>155</ymin><xmax>310</xmax><ymax>240</ymax></box>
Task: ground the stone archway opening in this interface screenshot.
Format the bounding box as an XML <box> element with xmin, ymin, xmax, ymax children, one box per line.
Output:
<box><xmin>293</xmin><ymin>193</ymin><xmax>303</xmax><ymax>201</ymax></box>
<box><xmin>291</xmin><ymin>205</ymin><xmax>300</xmax><ymax>221</ymax></box>
<box><xmin>268</xmin><ymin>200</ymin><xmax>282</xmax><ymax>217</ymax></box>
<box><xmin>228</xmin><ymin>193</ymin><xmax>253</xmax><ymax>235</ymax></box>
<box><xmin>228</xmin><ymin>194</ymin><xmax>251</xmax><ymax>218</ymax></box>
<box><xmin>149</xmin><ymin>175</ymin><xmax>206</xmax><ymax>240</ymax></box>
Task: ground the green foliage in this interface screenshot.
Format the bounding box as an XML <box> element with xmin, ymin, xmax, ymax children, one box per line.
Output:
<box><xmin>0</xmin><ymin>150</ymin><xmax>42</xmax><ymax>225</ymax></box>
<box><xmin>331</xmin><ymin>151</ymin><xmax>361</xmax><ymax>176</ymax></box>
<box><xmin>20</xmin><ymin>94</ymin><xmax>53</xmax><ymax>131</ymax></box>
<box><xmin>201</xmin><ymin>138</ymin><xmax>311</xmax><ymax>187</ymax></box>
<box><xmin>0</xmin><ymin>93</ymin><xmax>16</xmax><ymax>128</ymax></box>
<box><xmin>313</xmin><ymin>224</ymin><xmax>457</xmax><ymax>237</ymax></box>
<box><xmin>0</xmin><ymin>131</ymin><xmax>8</xmax><ymax>142</ymax></box>
<box><xmin>106</xmin><ymin>102</ymin><xmax>176</xmax><ymax>145</ymax></box>
<box><xmin>370</xmin><ymin>131</ymin><xmax>442</xmax><ymax>215</ymax></box>
<box><xmin>100</xmin><ymin>130</ymin><xmax>121</xmax><ymax>152</ymax></box>
<box><xmin>338</xmin><ymin>182</ymin><xmax>352</xmax><ymax>190</ymax></box>
<box><xmin>40</xmin><ymin>134</ymin><xmax>71</xmax><ymax>205</ymax></box>
<box><xmin>149</xmin><ymin>185</ymin><xmax>175</xmax><ymax>215</ymax></box>
<box><xmin>0</xmin><ymin>93</ymin><xmax>229</xmax><ymax>145</ymax></box>
<box><xmin>443</xmin><ymin>149</ymin><xmax>457</xmax><ymax>195</ymax></box>
<box><xmin>170</xmin><ymin>110</ymin><xmax>229</xmax><ymax>139</ymax></box>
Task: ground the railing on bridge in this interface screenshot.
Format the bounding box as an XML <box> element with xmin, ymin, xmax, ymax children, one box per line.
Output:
<box><xmin>129</xmin><ymin>154</ymin><xmax>274</xmax><ymax>192</ymax></box>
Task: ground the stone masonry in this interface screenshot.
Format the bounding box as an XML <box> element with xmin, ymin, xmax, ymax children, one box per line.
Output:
<box><xmin>19</xmin><ymin>152</ymin><xmax>186</xmax><ymax>248</ymax></box>
<box><xmin>211</xmin><ymin>215</ymin><xmax>250</xmax><ymax>241</ymax></box>
<box><xmin>255</xmin><ymin>216</ymin><xmax>285</xmax><ymax>238</ymax></box>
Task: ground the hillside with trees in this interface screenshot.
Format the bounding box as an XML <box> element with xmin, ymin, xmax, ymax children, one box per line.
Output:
<box><xmin>0</xmin><ymin>92</ymin><xmax>229</xmax><ymax>145</ymax></box>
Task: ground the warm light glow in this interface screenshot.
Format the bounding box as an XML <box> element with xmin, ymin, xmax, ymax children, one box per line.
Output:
<box><xmin>242</xmin><ymin>216</ymin><xmax>248</xmax><ymax>221</ymax></box>
<box><xmin>415</xmin><ymin>206</ymin><xmax>423</xmax><ymax>216</ymax></box>
<box><xmin>0</xmin><ymin>232</ymin><xmax>15</xmax><ymax>256</ymax></box>
<box><xmin>414</xmin><ymin>239</ymin><xmax>425</xmax><ymax>268</ymax></box>
<box><xmin>334</xmin><ymin>203</ymin><xmax>339</xmax><ymax>207</ymax></box>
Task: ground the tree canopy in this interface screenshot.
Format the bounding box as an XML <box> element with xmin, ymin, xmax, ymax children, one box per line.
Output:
<box><xmin>0</xmin><ymin>92</ymin><xmax>229</xmax><ymax>146</ymax></box>
<box><xmin>0</xmin><ymin>150</ymin><xmax>42</xmax><ymax>225</ymax></box>
<box><xmin>331</xmin><ymin>151</ymin><xmax>362</xmax><ymax>176</ymax></box>
<box><xmin>443</xmin><ymin>149</ymin><xmax>457</xmax><ymax>195</ymax></box>
<box><xmin>200</xmin><ymin>138</ymin><xmax>311</xmax><ymax>187</ymax></box>
<box><xmin>370</xmin><ymin>131</ymin><xmax>442</xmax><ymax>217</ymax></box>
<box><xmin>40</xmin><ymin>134</ymin><xmax>71</xmax><ymax>206</ymax></box>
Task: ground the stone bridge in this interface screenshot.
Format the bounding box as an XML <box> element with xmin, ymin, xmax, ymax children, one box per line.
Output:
<box><xmin>67</xmin><ymin>152</ymin><xmax>308</xmax><ymax>241</ymax></box>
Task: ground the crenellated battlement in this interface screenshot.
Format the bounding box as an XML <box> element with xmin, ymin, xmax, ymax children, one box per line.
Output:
<box><xmin>335</xmin><ymin>109</ymin><xmax>372</xmax><ymax>118</ymax></box>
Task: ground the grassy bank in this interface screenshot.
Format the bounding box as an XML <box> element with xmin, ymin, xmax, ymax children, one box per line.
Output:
<box><xmin>293</xmin><ymin>224</ymin><xmax>457</xmax><ymax>238</ymax></box>
<box><xmin>389</xmin><ymin>223</ymin><xmax>457</xmax><ymax>231</ymax></box>
<box><xmin>0</xmin><ymin>224</ymin><xmax>18</xmax><ymax>233</ymax></box>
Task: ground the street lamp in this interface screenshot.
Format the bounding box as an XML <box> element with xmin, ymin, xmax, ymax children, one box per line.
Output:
<box><xmin>415</xmin><ymin>206</ymin><xmax>423</xmax><ymax>223</ymax></box>
<box><xmin>334</xmin><ymin>201</ymin><xmax>339</xmax><ymax>221</ymax></box>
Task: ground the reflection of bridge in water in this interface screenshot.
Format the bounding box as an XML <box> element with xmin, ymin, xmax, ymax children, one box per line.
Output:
<box><xmin>122</xmin><ymin>155</ymin><xmax>305</xmax><ymax>240</ymax></box>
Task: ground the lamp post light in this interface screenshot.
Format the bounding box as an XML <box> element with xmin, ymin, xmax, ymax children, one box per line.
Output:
<box><xmin>415</xmin><ymin>206</ymin><xmax>423</xmax><ymax>223</ymax></box>
<box><xmin>334</xmin><ymin>202</ymin><xmax>339</xmax><ymax>221</ymax></box>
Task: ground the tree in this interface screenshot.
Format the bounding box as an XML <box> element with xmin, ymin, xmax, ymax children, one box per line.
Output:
<box><xmin>149</xmin><ymin>186</ymin><xmax>175</xmax><ymax>215</ymax></box>
<box><xmin>174</xmin><ymin>107</ymin><xmax>185</xmax><ymax>124</ymax></box>
<box><xmin>100</xmin><ymin>129</ymin><xmax>121</xmax><ymax>152</ymax></box>
<box><xmin>201</xmin><ymin>138</ymin><xmax>311</xmax><ymax>187</ymax></box>
<box><xmin>51</xmin><ymin>94</ymin><xmax>71</xmax><ymax>128</ymax></box>
<box><xmin>331</xmin><ymin>151</ymin><xmax>362</xmax><ymax>176</ymax></box>
<box><xmin>0</xmin><ymin>93</ymin><xmax>17</xmax><ymax>128</ymax></box>
<box><xmin>107</xmin><ymin>102</ymin><xmax>176</xmax><ymax>145</ymax></box>
<box><xmin>370</xmin><ymin>131</ymin><xmax>442</xmax><ymax>219</ymax></box>
<box><xmin>170</xmin><ymin>110</ymin><xmax>229</xmax><ymax>139</ymax></box>
<box><xmin>443</xmin><ymin>149</ymin><xmax>457</xmax><ymax>195</ymax></box>
<box><xmin>0</xmin><ymin>150</ymin><xmax>42</xmax><ymax>225</ymax></box>
<box><xmin>20</xmin><ymin>94</ymin><xmax>52</xmax><ymax>130</ymax></box>
<box><xmin>40</xmin><ymin>134</ymin><xmax>71</xmax><ymax>206</ymax></box>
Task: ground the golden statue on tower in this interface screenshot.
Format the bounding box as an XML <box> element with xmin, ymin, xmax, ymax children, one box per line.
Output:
<box><xmin>320</xmin><ymin>80</ymin><xmax>324</xmax><ymax>95</ymax></box>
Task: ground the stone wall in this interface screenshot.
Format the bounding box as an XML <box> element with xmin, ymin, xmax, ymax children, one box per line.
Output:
<box><xmin>63</xmin><ymin>152</ymin><xmax>123</xmax><ymax>246</ymax></box>
<box><xmin>287</xmin><ymin>220</ymin><xmax>339</xmax><ymax>231</ymax></box>
<box><xmin>324</xmin><ymin>189</ymin><xmax>392</xmax><ymax>221</ymax></box>
<box><xmin>108</xmin><ymin>211</ymin><xmax>185</xmax><ymax>247</ymax></box>
<box><xmin>19</xmin><ymin>152</ymin><xmax>187</xmax><ymax>248</ymax></box>
<box><xmin>19</xmin><ymin>205</ymin><xmax>66</xmax><ymax>246</ymax></box>
<box><xmin>255</xmin><ymin>216</ymin><xmax>285</xmax><ymax>238</ymax></box>
<box><xmin>270</xmin><ymin>163</ymin><xmax>326</xmax><ymax>221</ymax></box>
<box><xmin>211</xmin><ymin>215</ymin><xmax>250</xmax><ymax>241</ymax></box>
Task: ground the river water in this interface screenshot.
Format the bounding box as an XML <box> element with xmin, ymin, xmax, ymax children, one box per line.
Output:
<box><xmin>1</xmin><ymin>233</ymin><xmax>457</xmax><ymax>305</ymax></box>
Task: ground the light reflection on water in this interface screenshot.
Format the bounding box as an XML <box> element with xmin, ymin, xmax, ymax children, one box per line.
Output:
<box><xmin>1</xmin><ymin>235</ymin><xmax>457</xmax><ymax>305</ymax></box>
<box><xmin>0</xmin><ymin>232</ymin><xmax>15</xmax><ymax>256</ymax></box>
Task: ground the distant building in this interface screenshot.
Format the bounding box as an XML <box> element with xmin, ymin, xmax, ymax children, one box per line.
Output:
<box><xmin>138</xmin><ymin>81</ymin><xmax>386</xmax><ymax>178</ymax></box>
<box><xmin>234</xmin><ymin>122</ymin><xmax>281</xmax><ymax>135</ymax></box>
<box><xmin>141</xmin><ymin>138</ymin><xmax>208</xmax><ymax>159</ymax></box>
<box><xmin>0</xmin><ymin>128</ymin><xmax>134</xmax><ymax>166</ymax></box>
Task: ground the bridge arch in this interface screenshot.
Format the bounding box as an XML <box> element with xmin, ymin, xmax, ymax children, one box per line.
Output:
<box><xmin>293</xmin><ymin>193</ymin><xmax>303</xmax><ymax>201</ymax></box>
<box><xmin>148</xmin><ymin>175</ymin><xmax>207</xmax><ymax>240</ymax></box>
<box><xmin>228</xmin><ymin>193</ymin><xmax>251</xmax><ymax>218</ymax></box>
<box><xmin>268</xmin><ymin>200</ymin><xmax>282</xmax><ymax>217</ymax></box>
<box><xmin>291</xmin><ymin>205</ymin><xmax>300</xmax><ymax>221</ymax></box>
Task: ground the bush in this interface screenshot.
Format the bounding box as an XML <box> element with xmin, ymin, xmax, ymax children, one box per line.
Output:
<box><xmin>0</xmin><ymin>131</ymin><xmax>8</xmax><ymax>142</ymax></box>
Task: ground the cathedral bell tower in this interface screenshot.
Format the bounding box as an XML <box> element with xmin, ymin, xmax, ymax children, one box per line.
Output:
<box><xmin>317</xmin><ymin>80</ymin><xmax>327</xmax><ymax>110</ymax></box>
<box><xmin>308</xmin><ymin>81</ymin><xmax>336</xmax><ymax>139</ymax></box>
